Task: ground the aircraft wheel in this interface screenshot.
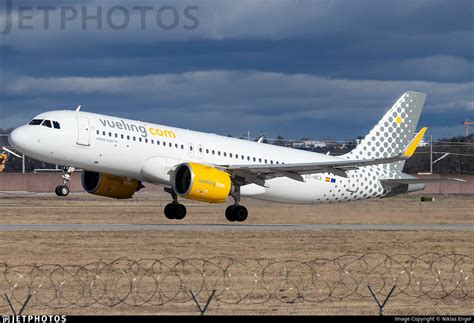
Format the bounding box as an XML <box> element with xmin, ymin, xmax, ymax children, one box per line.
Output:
<box><xmin>174</xmin><ymin>204</ymin><xmax>187</xmax><ymax>220</ymax></box>
<box><xmin>55</xmin><ymin>185</ymin><xmax>69</xmax><ymax>197</ymax></box>
<box><xmin>225</xmin><ymin>205</ymin><xmax>236</xmax><ymax>222</ymax></box>
<box><xmin>233</xmin><ymin>205</ymin><xmax>248</xmax><ymax>222</ymax></box>
<box><xmin>164</xmin><ymin>203</ymin><xmax>176</xmax><ymax>219</ymax></box>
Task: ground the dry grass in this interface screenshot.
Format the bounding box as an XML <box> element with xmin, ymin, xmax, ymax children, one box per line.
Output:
<box><xmin>0</xmin><ymin>192</ymin><xmax>472</xmax><ymax>315</ymax></box>
<box><xmin>0</xmin><ymin>190</ymin><xmax>472</xmax><ymax>225</ymax></box>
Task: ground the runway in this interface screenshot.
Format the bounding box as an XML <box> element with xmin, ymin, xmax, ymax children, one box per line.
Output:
<box><xmin>0</xmin><ymin>223</ymin><xmax>472</xmax><ymax>231</ymax></box>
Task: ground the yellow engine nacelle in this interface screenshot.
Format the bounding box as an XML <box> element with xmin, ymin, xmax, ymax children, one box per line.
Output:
<box><xmin>172</xmin><ymin>163</ymin><xmax>231</xmax><ymax>203</ymax></box>
<box><xmin>81</xmin><ymin>171</ymin><xmax>142</xmax><ymax>199</ymax></box>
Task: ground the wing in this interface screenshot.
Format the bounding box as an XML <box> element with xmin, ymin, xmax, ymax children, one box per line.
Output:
<box><xmin>216</xmin><ymin>127</ymin><xmax>428</xmax><ymax>186</ymax></box>
<box><xmin>219</xmin><ymin>156</ymin><xmax>406</xmax><ymax>186</ymax></box>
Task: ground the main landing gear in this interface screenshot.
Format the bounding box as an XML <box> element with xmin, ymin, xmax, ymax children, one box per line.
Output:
<box><xmin>164</xmin><ymin>187</ymin><xmax>187</xmax><ymax>220</ymax></box>
<box><xmin>55</xmin><ymin>166</ymin><xmax>74</xmax><ymax>197</ymax></box>
<box><xmin>225</xmin><ymin>186</ymin><xmax>248</xmax><ymax>222</ymax></box>
<box><xmin>162</xmin><ymin>186</ymin><xmax>249</xmax><ymax>222</ymax></box>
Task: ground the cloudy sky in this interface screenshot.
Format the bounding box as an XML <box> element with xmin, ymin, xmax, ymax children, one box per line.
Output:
<box><xmin>0</xmin><ymin>0</ymin><xmax>473</xmax><ymax>140</ymax></box>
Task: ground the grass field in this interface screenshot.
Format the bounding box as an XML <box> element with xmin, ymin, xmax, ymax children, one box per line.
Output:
<box><xmin>0</xmin><ymin>191</ymin><xmax>472</xmax><ymax>315</ymax></box>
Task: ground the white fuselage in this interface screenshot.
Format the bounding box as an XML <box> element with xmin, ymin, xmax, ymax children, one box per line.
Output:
<box><xmin>9</xmin><ymin>110</ymin><xmax>406</xmax><ymax>204</ymax></box>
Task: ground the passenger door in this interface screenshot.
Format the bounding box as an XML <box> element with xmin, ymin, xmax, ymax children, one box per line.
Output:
<box><xmin>346</xmin><ymin>171</ymin><xmax>359</xmax><ymax>193</ymax></box>
<box><xmin>76</xmin><ymin>116</ymin><xmax>90</xmax><ymax>146</ymax></box>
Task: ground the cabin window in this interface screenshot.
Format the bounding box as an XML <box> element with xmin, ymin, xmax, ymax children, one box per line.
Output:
<box><xmin>175</xmin><ymin>143</ymin><xmax>178</xmax><ymax>148</ymax></box>
<box><xmin>181</xmin><ymin>144</ymin><xmax>184</xmax><ymax>149</ymax></box>
<box><xmin>127</xmin><ymin>135</ymin><xmax>130</xmax><ymax>140</ymax></box>
<box><xmin>230</xmin><ymin>153</ymin><xmax>233</xmax><ymax>158</ymax></box>
<box><xmin>253</xmin><ymin>157</ymin><xmax>256</xmax><ymax>162</ymax></box>
<box><xmin>224</xmin><ymin>152</ymin><xmax>227</xmax><ymax>157</ymax></box>
<box><xmin>169</xmin><ymin>142</ymin><xmax>172</xmax><ymax>147</ymax></box>
<box><xmin>218</xmin><ymin>151</ymin><xmax>221</xmax><ymax>156</ymax></box>
<box><xmin>151</xmin><ymin>139</ymin><xmax>154</xmax><ymax>144</ymax></box>
<box><xmin>96</xmin><ymin>130</ymin><xmax>100</xmax><ymax>135</ymax></box>
<box><xmin>139</xmin><ymin>137</ymin><xmax>142</xmax><ymax>142</ymax></box>
<box><xmin>115</xmin><ymin>133</ymin><xmax>118</xmax><ymax>138</ymax></box>
<box><xmin>206</xmin><ymin>149</ymin><xmax>209</xmax><ymax>154</ymax></box>
<box><xmin>212</xmin><ymin>150</ymin><xmax>215</xmax><ymax>155</ymax></box>
<box><xmin>259</xmin><ymin>158</ymin><xmax>262</xmax><ymax>163</ymax></box>
<box><xmin>265</xmin><ymin>159</ymin><xmax>267</xmax><ymax>163</ymax></box>
<box><xmin>121</xmin><ymin>134</ymin><xmax>124</xmax><ymax>139</ymax></box>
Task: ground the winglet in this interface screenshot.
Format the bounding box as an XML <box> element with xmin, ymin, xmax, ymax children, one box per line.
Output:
<box><xmin>76</xmin><ymin>105</ymin><xmax>81</xmax><ymax>112</ymax></box>
<box><xmin>402</xmin><ymin>127</ymin><xmax>427</xmax><ymax>158</ymax></box>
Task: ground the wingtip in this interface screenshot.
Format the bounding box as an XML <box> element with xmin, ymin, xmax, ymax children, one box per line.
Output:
<box><xmin>402</xmin><ymin>127</ymin><xmax>428</xmax><ymax>158</ymax></box>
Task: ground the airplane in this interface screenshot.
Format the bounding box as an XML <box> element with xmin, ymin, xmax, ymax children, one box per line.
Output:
<box><xmin>7</xmin><ymin>91</ymin><xmax>464</xmax><ymax>222</ymax></box>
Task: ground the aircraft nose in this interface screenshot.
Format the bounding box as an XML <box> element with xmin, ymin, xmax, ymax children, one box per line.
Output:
<box><xmin>8</xmin><ymin>127</ymin><xmax>27</xmax><ymax>149</ymax></box>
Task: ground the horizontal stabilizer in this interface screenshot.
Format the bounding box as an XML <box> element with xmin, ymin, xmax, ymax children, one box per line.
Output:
<box><xmin>380</xmin><ymin>178</ymin><xmax>466</xmax><ymax>185</ymax></box>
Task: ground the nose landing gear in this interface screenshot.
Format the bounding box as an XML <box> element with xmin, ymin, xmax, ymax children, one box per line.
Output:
<box><xmin>55</xmin><ymin>166</ymin><xmax>74</xmax><ymax>197</ymax></box>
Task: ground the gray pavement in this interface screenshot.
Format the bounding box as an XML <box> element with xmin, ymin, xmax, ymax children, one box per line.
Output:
<box><xmin>0</xmin><ymin>223</ymin><xmax>472</xmax><ymax>231</ymax></box>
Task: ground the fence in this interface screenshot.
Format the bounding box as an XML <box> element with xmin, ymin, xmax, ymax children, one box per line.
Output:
<box><xmin>0</xmin><ymin>253</ymin><xmax>472</xmax><ymax>314</ymax></box>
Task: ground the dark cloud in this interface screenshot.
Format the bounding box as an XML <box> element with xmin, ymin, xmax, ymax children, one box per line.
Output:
<box><xmin>0</xmin><ymin>0</ymin><xmax>473</xmax><ymax>140</ymax></box>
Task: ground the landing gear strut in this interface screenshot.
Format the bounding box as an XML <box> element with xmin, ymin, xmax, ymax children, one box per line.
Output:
<box><xmin>55</xmin><ymin>166</ymin><xmax>74</xmax><ymax>197</ymax></box>
<box><xmin>164</xmin><ymin>187</ymin><xmax>187</xmax><ymax>220</ymax></box>
<box><xmin>225</xmin><ymin>186</ymin><xmax>248</xmax><ymax>222</ymax></box>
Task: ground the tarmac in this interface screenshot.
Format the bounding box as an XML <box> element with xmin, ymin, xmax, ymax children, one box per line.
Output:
<box><xmin>0</xmin><ymin>223</ymin><xmax>472</xmax><ymax>231</ymax></box>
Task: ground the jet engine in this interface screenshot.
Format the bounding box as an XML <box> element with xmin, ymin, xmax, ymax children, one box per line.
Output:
<box><xmin>172</xmin><ymin>163</ymin><xmax>231</xmax><ymax>203</ymax></box>
<box><xmin>81</xmin><ymin>171</ymin><xmax>143</xmax><ymax>199</ymax></box>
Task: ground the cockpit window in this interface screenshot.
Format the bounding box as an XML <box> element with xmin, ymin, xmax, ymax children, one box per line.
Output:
<box><xmin>42</xmin><ymin>120</ymin><xmax>52</xmax><ymax>128</ymax></box>
<box><xmin>29</xmin><ymin>119</ymin><xmax>43</xmax><ymax>125</ymax></box>
<box><xmin>53</xmin><ymin>121</ymin><xmax>60</xmax><ymax>129</ymax></box>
